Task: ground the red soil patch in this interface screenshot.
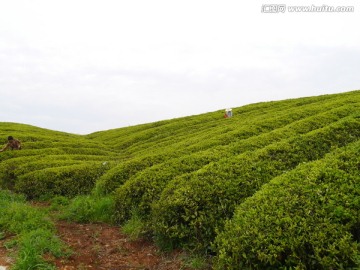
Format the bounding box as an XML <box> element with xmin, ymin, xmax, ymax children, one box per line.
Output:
<box><xmin>0</xmin><ymin>221</ymin><xmax>191</xmax><ymax>270</ymax></box>
<box><xmin>0</xmin><ymin>234</ymin><xmax>14</xmax><ymax>268</ymax></box>
<box><xmin>51</xmin><ymin>221</ymin><xmax>190</xmax><ymax>270</ymax></box>
<box><xmin>1</xmin><ymin>208</ymin><xmax>198</xmax><ymax>270</ymax></box>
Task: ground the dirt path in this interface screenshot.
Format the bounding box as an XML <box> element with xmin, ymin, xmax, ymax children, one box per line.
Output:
<box><xmin>51</xmin><ymin>221</ymin><xmax>189</xmax><ymax>270</ymax></box>
<box><xmin>0</xmin><ymin>234</ymin><xmax>14</xmax><ymax>269</ymax></box>
<box><xmin>1</xmin><ymin>221</ymin><xmax>192</xmax><ymax>270</ymax></box>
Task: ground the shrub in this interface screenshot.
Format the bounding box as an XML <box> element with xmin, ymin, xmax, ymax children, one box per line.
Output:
<box><xmin>15</xmin><ymin>162</ymin><xmax>110</xmax><ymax>199</ymax></box>
<box><xmin>214</xmin><ymin>141</ymin><xmax>360</xmax><ymax>269</ymax></box>
<box><xmin>113</xmin><ymin>105</ymin><xmax>358</xmax><ymax>225</ymax></box>
<box><xmin>113</xmin><ymin>152</ymin><xmax>216</xmax><ymax>223</ymax></box>
<box><xmin>151</xmin><ymin>116</ymin><xmax>360</xmax><ymax>251</ymax></box>
<box><xmin>95</xmin><ymin>154</ymin><xmax>167</xmax><ymax>195</ymax></box>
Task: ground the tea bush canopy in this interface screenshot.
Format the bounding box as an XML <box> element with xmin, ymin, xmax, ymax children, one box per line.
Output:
<box><xmin>0</xmin><ymin>90</ymin><xmax>360</xmax><ymax>268</ymax></box>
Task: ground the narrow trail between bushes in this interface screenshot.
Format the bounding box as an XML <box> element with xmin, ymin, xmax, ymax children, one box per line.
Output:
<box><xmin>51</xmin><ymin>221</ymin><xmax>188</xmax><ymax>270</ymax></box>
<box><xmin>0</xmin><ymin>234</ymin><xmax>14</xmax><ymax>269</ymax></box>
<box><xmin>0</xmin><ymin>219</ymin><xmax>191</xmax><ymax>270</ymax></box>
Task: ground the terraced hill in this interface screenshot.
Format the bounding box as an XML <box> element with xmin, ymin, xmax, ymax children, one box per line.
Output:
<box><xmin>1</xmin><ymin>90</ymin><xmax>359</xmax><ymax>269</ymax></box>
<box><xmin>0</xmin><ymin>123</ymin><xmax>119</xmax><ymax>198</ymax></box>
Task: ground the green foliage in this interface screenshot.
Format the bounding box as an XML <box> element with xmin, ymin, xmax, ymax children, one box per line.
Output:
<box><xmin>0</xmin><ymin>190</ymin><xmax>69</xmax><ymax>270</ymax></box>
<box><xmin>150</xmin><ymin>115</ymin><xmax>360</xmax><ymax>251</ymax></box>
<box><xmin>0</xmin><ymin>189</ymin><xmax>26</xmax><ymax>206</ymax></box>
<box><xmin>214</xmin><ymin>141</ymin><xmax>360</xmax><ymax>269</ymax></box>
<box><xmin>112</xmin><ymin>97</ymin><xmax>360</xmax><ymax>223</ymax></box>
<box><xmin>15</xmin><ymin>162</ymin><xmax>111</xmax><ymax>199</ymax></box>
<box><xmin>1</xmin><ymin>90</ymin><xmax>360</xmax><ymax>269</ymax></box>
<box><xmin>184</xmin><ymin>255</ymin><xmax>212</xmax><ymax>270</ymax></box>
<box><xmin>59</xmin><ymin>195</ymin><xmax>115</xmax><ymax>223</ymax></box>
<box><xmin>113</xmin><ymin>152</ymin><xmax>216</xmax><ymax>223</ymax></box>
<box><xmin>0</xmin><ymin>202</ymin><xmax>53</xmax><ymax>234</ymax></box>
<box><xmin>0</xmin><ymin>122</ymin><xmax>117</xmax><ymax>199</ymax></box>
<box><xmin>121</xmin><ymin>208</ymin><xmax>147</xmax><ymax>240</ymax></box>
<box><xmin>13</xmin><ymin>228</ymin><xmax>69</xmax><ymax>270</ymax></box>
<box><xmin>48</xmin><ymin>196</ymin><xmax>71</xmax><ymax>211</ymax></box>
<box><xmin>94</xmin><ymin>154</ymin><xmax>166</xmax><ymax>195</ymax></box>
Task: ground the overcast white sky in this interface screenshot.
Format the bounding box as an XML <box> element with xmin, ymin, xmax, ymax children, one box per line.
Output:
<box><xmin>1</xmin><ymin>0</ymin><xmax>359</xmax><ymax>134</ymax></box>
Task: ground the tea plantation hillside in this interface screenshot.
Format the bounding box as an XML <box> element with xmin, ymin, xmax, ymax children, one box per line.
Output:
<box><xmin>1</xmin><ymin>90</ymin><xmax>360</xmax><ymax>269</ymax></box>
<box><xmin>0</xmin><ymin>123</ymin><xmax>120</xmax><ymax>198</ymax></box>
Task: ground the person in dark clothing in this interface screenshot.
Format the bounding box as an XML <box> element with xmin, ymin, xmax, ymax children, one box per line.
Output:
<box><xmin>0</xmin><ymin>136</ymin><xmax>22</xmax><ymax>152</ymax></box>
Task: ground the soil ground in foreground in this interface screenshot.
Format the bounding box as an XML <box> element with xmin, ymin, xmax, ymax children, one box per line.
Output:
<box><xmin>0</xmin><ymin>233</ymin><xmax>14</xmax><ymax>268</ymax></box>
<box><xmin>0</xmin><ymin>221</ymin><xmax>197</xmax><ymax>270</ymax></box>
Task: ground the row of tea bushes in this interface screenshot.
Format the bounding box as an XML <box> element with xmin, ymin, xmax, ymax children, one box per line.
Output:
<box><xmin>0</xmin><ymin>122</ymin><xmax>119</xmax><ymax>198</ymax></box>
<box><xmin>99</xmin><ymin>98</ymin><xmax>357</xmax><ymax>197</ymax></box>
<box><xmin>0</xmin><ymin>148</ymin><xmax>117</xmax><ymax>197</ymax></box>
<box><xmin>179</xmin><ymin>97</ymin><xmax>357</xmax><ymax>154</ymax></box>
<box><xmin>88</xmin><ymin>91</ymin><xmax>355</xmax><ymax>157</ymax></box>
<box><xmin>111</xmin><ymin>102</ymin><xmax>358</xmax><ymax>229</ymax></box>
<box><xmin>94</xmin><ymin>154</ymin><xmax>169</xmax><ymax>195</ymax></box>
<box><xmin>113</xmin><ymin>151</ymin><xmax>219</xmax><ymax>222</ymax></box>
<box><xmin>1</xmin><ymin>91</ymin><xmax>359</xmax><ymax>269</ymax></box>
<box><xmin>149</xmin><ymin>116</ymin><xmax>360</xmax><ymax>251</ymax></box>
<box><xmin>110</xmin><ymin>104</ymin><xmax>359</xmax><ymax>224</ymax></box>
<box><xmin>14</xmin><ymin>162</ymin><xmax>112</xmax><ymax>199</ymax></box>
<box><xmin>214</xmin><ymin>140</ymin><xmax>360</xmax><ymax>269</ymax></box>
<box><xmin>0</xmin><ymin>158</ymin><xmax>81</xmax><ymax>190</ymax></box>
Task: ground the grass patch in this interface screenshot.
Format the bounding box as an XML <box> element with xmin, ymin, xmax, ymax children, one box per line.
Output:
<box><xmin>178</xmin><ymin>253</ymin><xmax>213</xmax><ymax>269</ymax></box>
<box><xmin>0</xmin><ymin>190</ymin><xmax>70</xmax><ymax>270</ymax></box>
<box><xmin>121</xmin><ymin>208</ymin><xmax>147</xmax><ymax>240</ymax></box>
<box><xmin>59</xmin><ymin>195</ymin><xmax>115</xmax><ymax>224</ymax></box>
<box><xmin>12</xmin><ymin>228</ymin><xmax>70</xmax><ymax>270</ymax></box>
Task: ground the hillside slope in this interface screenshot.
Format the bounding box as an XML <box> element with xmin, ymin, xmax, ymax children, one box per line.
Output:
<box><xmin>1</xmin><ymin>90</ymin><xmax>359</xmax><ymax>269</ymax></box>
<box><xmin>0</xmin><ymin>123</ymin><xmax>119</xmax><ymax>197</ymax></box>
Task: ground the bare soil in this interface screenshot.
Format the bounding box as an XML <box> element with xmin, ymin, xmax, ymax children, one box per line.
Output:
<box><xmin>0</xmin><ymin>221</ymin><xmax>192</xmax><ymax>270</ymax></box>
<box><xmin>51</xmin><ymin>221</ymin><xmax>190</xmax><ymax>270</ymax></box>
<box><xmin>0</xmin><ymin>233</ymin><xmax>14</xmax><ymax>268</ymax></box>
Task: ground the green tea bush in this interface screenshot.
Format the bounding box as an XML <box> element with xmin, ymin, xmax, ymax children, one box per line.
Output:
<box><xmin>0</xmin><ymin>159</ymin><xmax>81</xmax><ymax>189</ymax></box>
<box><xmin>1</xmin><ymin>91</ymin><xmax>359</xmax><ymax>265</ymax></box>
<box><xmin>89</xmin><ymin>91</ymin><xmax>346</xmax><ymax>157</ymax></box>
<box><xmin>0</xmin><ymin>154</ymin><xmax>115</xmax><ymax>192</ymax></box>
<box><xmin>112</xmin><ymin>102</ymin><xmax>359</xmax><ymax>224</ymax></box>
<box><xmin>61</xmin><ymin>147</ymin><xmax>115</xmax><ymax>156</ymax></box>
<box><xmin>0</xmin><ymin>148</ymin><xmax>65</xmax><ymax>162</ymax></box>
<box><xmin>163</xmin><ymin>95</ymin><xmax>345</xmax><ymax>155</ymax></box>
<box><xmin>114</xmin><ymin>152</ymin><xmax>217</xmax><ymax>222</ymax></box>
<box><xmin>15</xmin><ymin>162</ymin><xmax>111</xmax><ymax>198</ymax></box>
<box><xmin>151</xmin><ymin>172</ymin><xmax>230</xmax><ymax>252</ymax></box>
<box><xmin>151</xmin><ymin>116</ymin><xmax>360</xmax><ymax>251</ymax></box>
<box><xmin>214</xmin><ymin>141</ymin><xmax>360</xmax><ymax>269</ymax></box>
<box><xmin>95</xmin><ymin>154</ymin><xmax>168</xmax><ymax>195</ymax></box>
